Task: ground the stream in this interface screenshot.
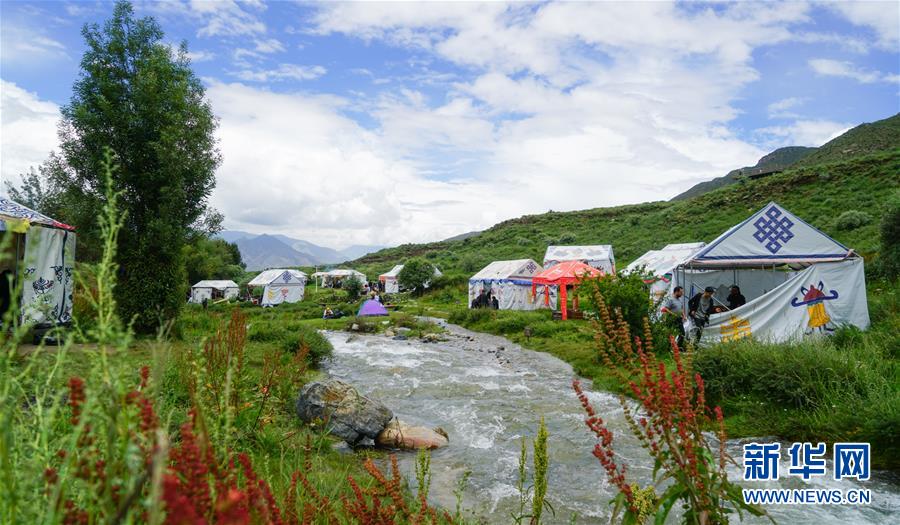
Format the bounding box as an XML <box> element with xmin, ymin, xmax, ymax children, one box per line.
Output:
<box><xmin>321</xmin><ymin>321</ymin><xmax>899</xmax><ymax>524</ymax></box>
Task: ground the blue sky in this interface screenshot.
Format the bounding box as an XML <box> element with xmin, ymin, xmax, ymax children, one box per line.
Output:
<box><xmin>1</xmin><ymin>1</ymin><xmax>898</xmax><ymax>247</ymax></box>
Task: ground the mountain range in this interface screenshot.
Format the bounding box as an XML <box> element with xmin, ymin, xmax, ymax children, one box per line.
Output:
<box><xmin>218</xmin><ymin>230</ymin><xmax>385</xmax><ymax>270</ymax></box>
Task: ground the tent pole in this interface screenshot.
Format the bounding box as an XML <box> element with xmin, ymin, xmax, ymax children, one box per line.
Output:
<box><xmin>561</xmin><ymin>285</ymin><xmax>568</xmax><ymax>320</ymax></box>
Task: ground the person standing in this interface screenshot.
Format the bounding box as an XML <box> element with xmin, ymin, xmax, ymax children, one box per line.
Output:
<box><xmin>688</xmin><ymin>287</ymin><xmax>717</xmax><ymax>343</ymax></box>
<box><xmin>726</xmin><ymin>285</ymin><xmax>746</xmax><ymax>310</ymax></box>
<box><xmin>660</xmin><ymin>286</ymin><xmax>686</xmax><ymax>347</ymax></box>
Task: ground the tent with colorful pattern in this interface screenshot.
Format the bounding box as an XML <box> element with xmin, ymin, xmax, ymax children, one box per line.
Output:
<box><xmin>674</xmin><ymin>202</ymin><xmax>868</xmax><ymax>344</ymax></box>
<box><xmin>249</xmin><ymin>269</ymin><xmax>307</xmax><ymax>306</ymax></box>
<box><xmin>0</xmin><ymin>197</ymin><xmax>76</xmax><ymax>326</ymax></box>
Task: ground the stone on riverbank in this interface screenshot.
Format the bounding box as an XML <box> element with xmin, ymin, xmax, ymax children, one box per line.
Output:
<box><xmin>295</xmin><ymin>380</ymin><xmax>393</xmax><ymax>445</ymax></box>
<box><xmin>375</xmin><ymin>420</ymin><xmax>449</xmax><ymax>450</ymax></box>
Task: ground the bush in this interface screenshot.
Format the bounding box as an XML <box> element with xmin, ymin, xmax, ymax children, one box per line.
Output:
<box><xmin>279</xmin><ymin>326</ymin><xmax>333</xmax><ymax>363</ymax></box>
<box><xmin>398</xmin><ymin>258</ymin><xmax>436</xmax><ymax>295</ymax></box>
<box><xmin>835</xmin><ymin>209</ymin><xmax>872</xmax><ymax>230</ymax></box>
<box><xmin>343</xmin><ymin>275</ymin><xmax>363</xmax><ymax>297</ymax></box>
<box><xmin>877</xmin><ymin>193</ymin><xmax>900</xmax><ymax>279</ymax></box>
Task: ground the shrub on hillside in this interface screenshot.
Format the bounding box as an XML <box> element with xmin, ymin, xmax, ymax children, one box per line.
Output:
<box><xmin>835</xmin><ymin>209</ymin><xmax>872</xmax><ymax>231</ymax></box>
<box><xmin>877</xmin><ymin>193</ymin><xmax>900</xmax><ymax>280</ymax></box>
<box><xmin>343</xmin><ymin>275</ymin><xmax>363</xmax><ymax>297</ymax></box>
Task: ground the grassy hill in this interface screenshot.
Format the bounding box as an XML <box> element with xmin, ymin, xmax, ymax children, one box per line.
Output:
<box><xmin>671</xmin><ymin>145</ymin><xmax>816</xmax><ymax>201</ymax></box>
<box><xmin>352</xmin><ymin>149</ymin><xmax>900</xmax><ymax>277</ymax></box>
<box><xmin>796</xmin><ymin>112</ymin><xmax>900</xmax><ymax>168</ymax></box>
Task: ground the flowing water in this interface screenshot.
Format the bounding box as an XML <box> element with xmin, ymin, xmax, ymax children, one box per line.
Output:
<box><xmin>321</xmin><ymin>322</ymin><xmax>899</xmax><ymax>524</ymax></box>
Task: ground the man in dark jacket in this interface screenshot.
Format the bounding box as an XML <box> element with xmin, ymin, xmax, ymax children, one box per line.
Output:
<box><xmin>726</xmin><ymin>285</ymin><xmax>746</xmax><ymax>310</ymax></box>
<box><xmin>688</xmin><ymin>287</ymin><xmax>717</xmax><ymax>342</ymax></box>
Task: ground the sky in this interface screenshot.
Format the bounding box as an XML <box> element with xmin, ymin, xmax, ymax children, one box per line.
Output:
<box><xmin>1</xmin><ymin>1</ymin><xmax>898</xmax><ymax>249</ymax></box>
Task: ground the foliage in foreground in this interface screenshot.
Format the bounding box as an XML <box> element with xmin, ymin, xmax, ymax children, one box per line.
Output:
<box><xmin>577</xmin><ymin>289</ymin><xmax>767</xmax><ymax>525</ymax></box>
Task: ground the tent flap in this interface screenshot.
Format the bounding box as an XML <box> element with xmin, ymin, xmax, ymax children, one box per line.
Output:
<box><xmin>700</xmin><ymin>258</ymin><xmax>868</xmax><ymax>344</ymax></box>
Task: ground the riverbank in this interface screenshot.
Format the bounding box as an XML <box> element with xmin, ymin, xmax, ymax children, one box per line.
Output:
<box><xmin>320</xmin><ymin>322</ymin><xmax>900</xmax><ymax>524</ymax></box>
<box><xmin>400</xmin><ymin>278</ymin><xmax>900</xmax><ymax>471</ymax></box>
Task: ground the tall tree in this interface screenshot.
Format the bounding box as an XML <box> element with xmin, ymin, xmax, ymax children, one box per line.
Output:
<box><xmin>57</xmin><ymin>1</ymin><xmax>220</xmax><ymax>331</ymax></box>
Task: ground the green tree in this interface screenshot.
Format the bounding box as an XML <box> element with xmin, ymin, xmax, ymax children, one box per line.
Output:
<box><xmin>183</xmin><ymin>238</ymin><xmax>245</xmax><ymax>286</ymax></box>
<box><xmin>398</xmin><ymin>258</ymin><xmax>435</xmax><ymax>295</ymax></box>
<box><xmin>342</xmin><ymin>275</ymin><xmax>363</xmax><ymax>298</ymax></box>
<box><xmin>54</xmin><ymin>1</ymin><xmax>220</xmax><ymax>332</ymax></box>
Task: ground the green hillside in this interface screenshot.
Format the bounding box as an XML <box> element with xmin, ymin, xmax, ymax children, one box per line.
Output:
<box><xmin>795</xmin><ymin>112</ymin><xmax>900</xmax><ymax>167</ymax></box>
<box><xmin>671</xmin><ymin>145</ymin><xmax>816</xmax><ymax>201</ymax></box>
<box><xmin>353</xmin><ymin>149</ymin><xmax>900</xmax><ymax>277</ymax></box>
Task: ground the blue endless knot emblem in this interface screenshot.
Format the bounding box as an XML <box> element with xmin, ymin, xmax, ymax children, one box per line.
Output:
<box><xmin>753</xmin><ymin>206</ymin><xmax>794</xmax><ymax>254</ymax></box>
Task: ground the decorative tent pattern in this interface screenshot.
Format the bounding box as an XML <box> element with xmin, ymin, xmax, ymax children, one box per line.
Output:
<box><xmin>0</xmin><ymin>197</ymin><xmax>76</xmax><ymax>326</ymax></box>
<box><xmin>532</xmin><ymin>261</ymin><xmax>601</xmax><ymax>320</ymax></box>
<box><xmin>624</xmin><ymin>242</ymin><xmax>706</xmax><ymax>299</ymax></box>
<box><xmin>249</xmin><ymin>269</ymin><xmax>307</xmax><ymax>306</ymax></box>
<box><xmin>190</xmin><ymin>280</ymin><xmax>239</xmax><ymax>304</ymax></box>
<box><xmin>676</xmin><ymin>202</ymin><xmax>868</xmax><ymax>344</ymax></box>
<box><xmin>468</xmin><ymin>259</ymin><xmax>555</xmax><ymax>311</ymax></box>
<box><xmin>543</xmin><ymin>245</ymin><xmax>615</xmax><ymax>274</ymax></box>
<box><xmin>689</xmin><ymin>202</ymin><xmax>852</xmax><ymax>267</ymax></box>
<box><xmin>358</xmin><ymin>299</ymin><xmax>388</xmax><ymax>317</ymax></box>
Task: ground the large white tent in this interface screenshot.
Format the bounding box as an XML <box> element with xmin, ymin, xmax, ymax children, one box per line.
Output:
<box><xmin>0</xmin><ymin>197</ymin><xmax>76</xmax><ymax>326</ymax></box>
<box><xmin>190</xmin><ymin>280</ymin><xmax>239</xmax><ymax>304</ymax></box>
<box><xmin>468</xmin><ymin>259</ymin><xmax>555</xmax><ymax>310</ymax></box>
<box><xmin>676</xmin><ymin>202</ymin><xmax>869</xmax><ymax>344</ymax></box>
<box><xmin>543</xmin><ymin>245</ymin><xmax>615</xmax><ymax>274</ymax></box>
<box><xmin>311</xmin><ymin>269</ymin><xmax>366</xmax><ymax>288</ymax></box>
<box><xmin>378</xmin><ymin>264</ymin><xmax>443</xmax><ymax>293</ymax></box>
<box><xmin>249</xmin><ymin>269</ymin><xmax>307</xmax><ymax>306</ymax></box>
<box><xmin>624</xmin><ymin>242</ymin><xmax>706</xmax><ymax>299</ymax></box>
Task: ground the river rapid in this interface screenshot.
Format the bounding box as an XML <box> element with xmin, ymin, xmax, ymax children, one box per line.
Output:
<box><xmin>321</xmin><ymin>321</ymin><xmax>899</xmax><ymax>524</ymax></box>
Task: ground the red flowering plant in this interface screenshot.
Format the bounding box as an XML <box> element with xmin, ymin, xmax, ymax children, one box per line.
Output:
<box><xmin>578</xmin><ymin>284</ymin><xmax>768</xmax><ymax>525</ymax></box>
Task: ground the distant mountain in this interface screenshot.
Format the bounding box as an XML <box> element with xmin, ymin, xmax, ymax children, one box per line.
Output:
<box><xmin>234</xmin><ymin>235</ymin><xmax>317</xmax><ymax>270</ymax></box>
<box><xmin>794</xmin><ymin>113</ymin><xmax>900</xmax><ymax>168</ymax></box>
<box><xmin>218</xmin><ymin>231</ymin><xmax>388</xmax><ymax>268</ymax></box>
<box><xmin>270</xmin><ymin>235</ymin><xmax>346</xmax><ymax>263</ymax></box>
<box><xmin>672</xmin><ymin>146</ymin><xmax>816</xmax><ymax>201</ymax></box>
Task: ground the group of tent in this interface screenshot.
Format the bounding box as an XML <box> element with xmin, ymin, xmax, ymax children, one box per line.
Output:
<box><xmin>468</xmin><ymin>202</ymin><xmax>870</xmax><ymax>343</ymax></box>
<box><xmin>2</xmin><ymin>195</ymin><xmax>871</xmax><ymax>344</ymax></box>
<box><xmin>189</xmin><ymin>267</ymin><xmax>370</xmax><ymax>307</ymax></box>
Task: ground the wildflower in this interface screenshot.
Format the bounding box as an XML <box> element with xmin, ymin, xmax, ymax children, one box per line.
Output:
<box><xmin>68</xmin><ymin>377</ymin><xmax>86</xmax><ymax>426</ymax></box>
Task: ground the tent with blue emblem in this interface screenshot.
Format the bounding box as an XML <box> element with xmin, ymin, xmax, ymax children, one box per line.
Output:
<box><xmin>248</xmin><ymin>269</ymin><xmax>307</xmax><ymax>306</ymax></box>
<box><xmin>0</xmin><ymin>197</ymin><xmax>76</xmax><ymax>327</ymax></box>
<box><xmin>673</xmin><ymin>202</ymin><xmax>869</xmax><ymax>344</ymax></box>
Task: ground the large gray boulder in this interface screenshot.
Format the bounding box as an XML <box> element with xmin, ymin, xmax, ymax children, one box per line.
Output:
<box><xmin>295</xmin><ymin>380</ymin><xmax>393</xmax><ymax>445</ymax></box>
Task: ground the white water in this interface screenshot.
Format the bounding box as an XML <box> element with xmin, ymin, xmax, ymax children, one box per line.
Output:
<box><xmin>322</xmin><ymin>323</ymin><xmax>899</xmax><ymax>524</ymax></box>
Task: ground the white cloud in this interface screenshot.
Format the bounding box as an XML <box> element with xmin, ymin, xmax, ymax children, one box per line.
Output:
<box><xmin>767</xmin><ymin>97</ymin><xmax>808</xmax><ymax>119</ymax></box>
<box><xmin>0</xmin><ymin>24</ymin><xmax>68</xmax><ymax>65</ymax></box>
<box><xmin>253</xmin><ymin>38</ymin><xmax>285</xmax><ymax>54</ymax></box>
<box><xmin>809</xmin><ymin>58</ymin><xmax>898</xmax><ymax>84</ymax></box>
<box><xmin>144</xmin><ymin>0</ymin><xmax>266</xmax><ymax>38</ymax></box>
<box><xmin>0</xmin><ymin>80</ymin><xmax>60</xmax><ymax>188</ymax></box>
<box><xmin>828</xmin><ymin>1</ymin><xmax>900</xmax><ymax>50</ymax></box>
<box><xmin>755</xmin><ymin>120</ymin><xmax>851</xmax><ymax>148</ymax></box>
<box><xmin>232</xmin><ymin>64</ymin><xmax>326</xmax><ymax>82</ymax></box>
<box><xmin>186</xmin><ymin>50</ymin><xmax>216</xmax><ymax>62</ymax></box>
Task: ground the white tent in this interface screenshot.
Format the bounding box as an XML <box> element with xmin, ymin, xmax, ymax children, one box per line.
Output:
<box><xmin>379</xmin><ymin>264</ymin><xmax>443</xmax><ymax>293</ymax></box>
<box><xmin>190</xmin><ymin>280</ymin><xmax>239</xmax><ymax>304</ymax></box>
<box><xmin>312</xmin><ymin>269</ymin><xmax>366</xmax><ymax>288</ymax></box>
<box><xmin>624</xmin><ymin>242</ymin><xmax>706</xmax><ymax>299</ymax></box>
<box><xmin>544</xmin><ymin>245</ymin><xmax>615</xmax><ymax>274</ymax></box>
<box><xmin>249</xmin><ymin>269</ymin><xmax>307</xmax><ymax>306</ymax></box>
<box><xmin>468</xmin><ymin>259</ymin><xmax>556</xmax><ymax>310</ymax></box>
<box><xmin>676</xmin><ymin>202</ymin><xmax>869</xmax><ymax>344</ymax></box>
<box><xmin>0</xmin><ymin>197</ymin><xmax>76</xmax><ymax>326</ymax></box>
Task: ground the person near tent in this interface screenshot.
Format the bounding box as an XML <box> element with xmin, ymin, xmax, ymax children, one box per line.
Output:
<box><xmin>323</xmin><ymin>305</ymin><xmax>334</xmax><ymax>319</ymax></box>
<box><xmin>660</xmin><ymin>286</ymin><xmax>685</xmax><ymax>346</ymax></box>
<box><xmin>491</xmin><ymin>294</ymin><xmax>499</xmax><ymax>309</ymax></box>
<box><xmin>471</xmin><ymin>288</ymin><xmax>488</xmax><ymax>308</ymax></box>
<box><xmin>688</xmin><ymin>287</ymin><xmax>717</xmax><ymax>342</ymax></box>
<box><xmin>726</xmin><ymin>285</ymin><xmax>746</xmax><ymax>310</ymax></box>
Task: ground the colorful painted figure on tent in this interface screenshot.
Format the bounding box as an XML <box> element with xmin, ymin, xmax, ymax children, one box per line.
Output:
<box><xmin>790</xmin><ymin>281</ymin><xmax>839</xmax><ymax>333</ymax></box>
